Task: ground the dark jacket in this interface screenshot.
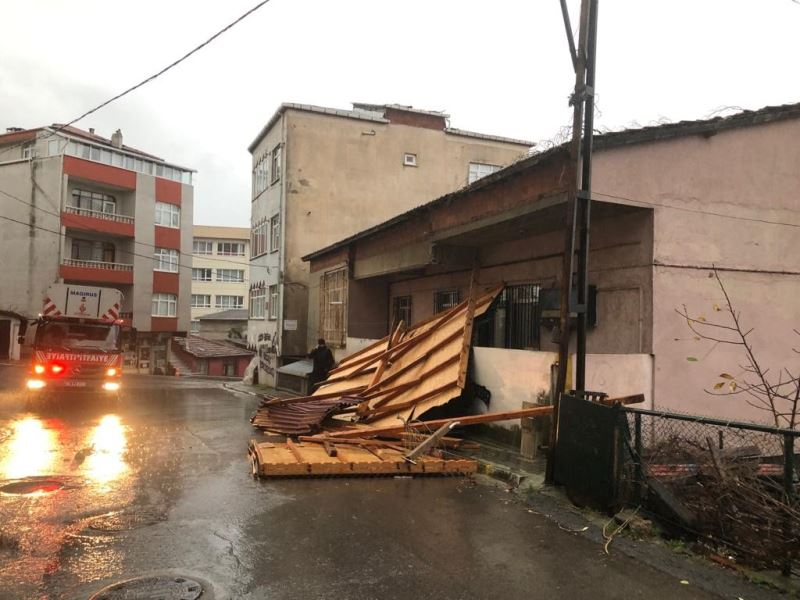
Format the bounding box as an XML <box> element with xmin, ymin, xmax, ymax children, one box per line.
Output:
<box><xmin>309</xmin><ymin>345</ymin><xmax>335</xmax><ymax>379</ymax></box>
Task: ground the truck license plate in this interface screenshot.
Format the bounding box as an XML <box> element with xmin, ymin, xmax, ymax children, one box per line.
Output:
<box><xmin>65</xmin><ymin>380</ymin><xmax>87</xmax><ymax>387</ymax></box>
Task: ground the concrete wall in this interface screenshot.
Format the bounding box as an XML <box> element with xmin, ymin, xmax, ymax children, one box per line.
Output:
<box><xmin>197</xmin><ymin>319</ymin><xmax>247</xmax><ymax>341</ymax></box>
<box><xmin>177</xmin><ymin>182</ymin><xmax>193</xmax><ymax>333</ymax></box>
<box><xmin>0</xmin><ymin>157</ymin><xmax>63</xmax><ymax>318</ymax></box>
<box><xmin>133</xmin><ymin>174</ymin><xmax>156</xmax><ymax>332</ymax></box>
<box><xmin>593</xmin><ymin>118</ymin><xmax>800</xmax><ymax>423</ymax></box>
<box><xmin>472</xmin><ymin>348</ymin><xmax>556</xmax><ymax>415</ymax></box>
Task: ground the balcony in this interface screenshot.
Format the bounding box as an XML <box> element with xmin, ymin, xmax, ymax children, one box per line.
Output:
<box><xmin>61</xmin><ymin>205</ymin><xmax>135</xmax><ymax>237</ymax></box>
<box><xmin>60</xmin><ymin>258</ymin><xmax>134</xmax><ymax>285</ymax></box>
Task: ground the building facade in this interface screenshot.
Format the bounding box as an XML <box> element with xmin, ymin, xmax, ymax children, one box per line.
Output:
<box><xmin>0</xmin><ymin>124</ymin><xmax>194</xmax><ymax>372</ymax></box>
<box><xmin>247</xmin><ymin>102</ymin><xmax>532</xmax><ymax>385</ymax></box>
<box><xmin>190</xmin><ymin>225</ymin><xmax>250</xmax><ymax>332</ymax></box>
<box><xmin>304</xmin><ymin>103</ymin><xmax>800</xmax><ymax>426</ymax></box>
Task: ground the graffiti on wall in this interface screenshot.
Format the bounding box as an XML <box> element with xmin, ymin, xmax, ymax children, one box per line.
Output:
<box><xmin>257</xmin><ymin>332</ymin><xmax>279</xmax><ymax>378</ymax></box>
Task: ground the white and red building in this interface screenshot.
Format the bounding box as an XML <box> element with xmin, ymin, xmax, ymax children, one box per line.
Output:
<box><xmin>0</xmin><ymin>124</ymin><xmax>194</xmax><ymax>372</ymax></box>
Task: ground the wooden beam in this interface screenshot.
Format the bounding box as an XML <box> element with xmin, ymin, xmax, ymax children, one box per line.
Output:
<box><xmin>457</xmin><ymin>264</ymin><xmax>479</xmax><ymax>389</ymax></box>
<box><xmin>324</xmin><ymin>405</ymin><xmax>554</xmax><ymax>439</ymax></box>
<box><xmin>405</xmin><ymin>420</ymin><xmax>460</xmax><ymax>463</ymax></box>
<box><xmin>323</xmin><ymin>440</ymin><xmax>338</xmax><ymax>457</ymax></box>
<box><xmin>362</xmin><ymin>381</ymin><xmax>460</xmax><ymax>422</ymax></box>
<box><xmin>597</xmin><ymin>393</ymin><xmax>645</xmax><ymax>407</ymax></box>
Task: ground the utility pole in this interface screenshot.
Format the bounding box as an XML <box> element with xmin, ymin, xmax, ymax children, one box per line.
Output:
<box><xmin>546</xmin><ymin>0</ymin><xmax>599</xmax><ymax>484</ymax></box>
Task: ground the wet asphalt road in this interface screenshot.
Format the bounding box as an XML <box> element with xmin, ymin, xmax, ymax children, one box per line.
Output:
<box><xmin>0</xmin><ymin>368</ymin><xmax>745</xmax><ymax>599</ymax></box>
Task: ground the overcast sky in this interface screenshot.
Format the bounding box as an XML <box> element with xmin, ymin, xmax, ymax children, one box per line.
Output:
<box><xmin>2</xmin><ymin>0</ymin><xmax>798</xmax><ymax>227</ymax></box>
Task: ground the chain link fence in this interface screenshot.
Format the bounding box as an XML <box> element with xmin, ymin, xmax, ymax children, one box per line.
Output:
<box><xmin>618</xmin><ymin>408</ymin><xmax>798</xmax><ymax>576</ymax></box>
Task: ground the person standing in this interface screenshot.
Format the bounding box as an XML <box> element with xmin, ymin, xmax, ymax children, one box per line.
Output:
<box><xmin>308</xmin><ymin>338</ymin><xmax>335</xmax><ymax>388</ymax></box>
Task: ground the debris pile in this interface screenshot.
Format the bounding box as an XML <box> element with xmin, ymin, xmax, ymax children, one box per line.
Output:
<box><xmin>634</xmin><ymin>434</ymin><xmax>799</xmax><ymax>571</ymax></box>
<box><xmin>249</xmin><ymin>284</ymin><xmax>553</xmax><ymax>478</ymax></box>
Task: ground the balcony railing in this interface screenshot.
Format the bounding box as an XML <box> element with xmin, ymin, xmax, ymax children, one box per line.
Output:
<box><xmin>64</xmin><ymin>205</ymin><xmax>134</xmax><ymax>225</ymax></box>
<box><xmin>62</xmin><ymin>258</ymin><xmax>133</xmax><ymax>271</ymax></box>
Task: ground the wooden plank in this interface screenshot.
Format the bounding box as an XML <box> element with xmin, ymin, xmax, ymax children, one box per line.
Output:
<box><xmin>362</xmin><ymin>381</ymin><xmax>461</xmax><ymax>422</ymax></box>
<box><xmin>323</xmin><ymin>440</ymin><xmax>337</xmax><ymax>457</ymax></box>
<box><xmin>597</xmin><ymin>393</ymin><xmax>645</xmax><ymax>407</ymax></box>
<box><xmin>405</xmin><ymin>420</ymin><xmax>459</xmax><ymax>462</ymax></box>
<box><xmin>457</xmin><ymin>263</ymin><xmax>479</xmax><ymax>389</ymax></box>
<box><xmin>325</xmin><ymin>405</ymin><xmax>554</xmax><ymax>439</ymax></box>
<box><xmin>261</xmin><ymin>385</ymin><xmax>367</xmax><ymax>407</ymax></box>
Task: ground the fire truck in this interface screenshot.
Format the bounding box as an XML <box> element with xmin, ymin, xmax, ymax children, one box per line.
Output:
<box><xmin>25</xmin><ymin>284</ymin><xmax>131</xmax><ymax>397</ymax></box>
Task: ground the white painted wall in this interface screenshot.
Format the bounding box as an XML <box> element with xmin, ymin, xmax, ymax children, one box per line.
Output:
<box><xmin>582</xmin><ymin>353</ymin><xmax>654</xmax><ymax>410</ymax></box>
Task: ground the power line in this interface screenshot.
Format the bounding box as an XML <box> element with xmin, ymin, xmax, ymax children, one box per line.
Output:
<box><xmin>592</xmin><ymin>190</ymin><xmax>800</xmax><ymax>229</ymax></box>
<box><xmin>0</xmin><ymin>212</ymin><xmax>264</xmax><ymax>287</ymax></box>
<box><xmin>0</xmin><ymin>187</ymin><xmax>260</xmax><ymax>270</ymax></box>
<box><xmin>0</xmin><ymin>0</ymin><xmax>273</xmax><ymax>155</ymax></box>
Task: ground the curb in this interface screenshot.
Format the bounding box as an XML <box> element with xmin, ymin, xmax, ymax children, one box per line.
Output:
<box><xmin>222</xmin><ymin>383</ymin><xmax>263</xmax><ymax>398</ymax></box>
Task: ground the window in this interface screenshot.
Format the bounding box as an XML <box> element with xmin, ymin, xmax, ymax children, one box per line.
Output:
<box><xmin>270</xmin><ymin>215</ymin><xmax>280</xmax><ymax>252</ymax></box>
<box><xmin>319</xmin><ymin>269</ymin><xmax>346</xmax><ymax>347</ymax></box>
<box><xmin>218</xmin><ymin>242</ymin><xmax>245</xmax><ymax>256</ymax></box>
<box><xmin>475</xmin><ymin>284</ymin><xmax>541</xmax><ymax>351</ymax></box>
<box><xmin>193</xmin><ymin>240</ymin><xmax>213</xmax><ymax>255</ymax></box>
<box><xmin>403</xmin><ymin>153</ymin><xmax>417</xmax><ymax>167</ymax></box>
<box><xmin>216</xmin><ymin>269</ymin><xmax>244</xmax><ymax>283</ymax></box>
<box><xmin>192</xmin><ymin>268</ymin><xmax>212</xmax><ymax>281</ymax></box>
<box><xmin>191</xmin><ymin>294</ymin><xmax>211</xmax><ymax>308</ymax></box>
<box><xmin>22</xmin><ymin>144</ymin><xmax>37</xmax><ymax>159</ymax></box>
<box><xmin>71</xmin><ymin>189</ymin><xmax>116</xmax><ymax>215</ymax></box>
<box><xmin>152</xmin><ymin>293</ymin><xmax>177</xmax><ymax>317</ymax></box>
<box><xmin>190</xmin><ymin>320</ymin><xmax>200</xmax><ymax>333</ymax></box>
<box><xmin>62</xmin><ymin>141</ymin><xmax>192</xmax><ymax>183</ymax></box>
<box><xmin>434</xmin><ymin>290</ymin><xmax>460</xmax><ymax>314</ymax></box>
<box><xmin>392</xmin><ymin>296</ymin><xmax>412</xmax><ymax>327</ymax></box>
<box><xmin>155</xmin><ymin>202</ymin><xmax>180</xmax><ymax>228</ymax></box>
<box><xmin>249</xmin><ymin>286</ymin><xmax>266</xmax><ymax>319</ymax></box>
<box><xmin>468</xmin><ymin>162</ymin><xmax>501</xmax><ymax>184</ymax></box>
<box><xmin>268</xmin><ymin>285</ymin><xmax>279</xmax><ymax>320</ymax></box>
<box><xmin>71</xmin><ymin>239</ymin><xmax>116</xmax><ymax>263</ymax></box>
<box><xmin>251</xmin><ymin>220</ymin><xmax>268</xmax><ymax>257</ymax></box>
<box><xmin>48</xmin><ymin>139</ymin><xmax>61</xmax><ymax>156</ymax></box>
<box><xmin>253</xmin><ymin>153</ymin><xmax>269</xmax><ymax>197</ymax></box>
<box><xmin>270</xmin><ymin>144</ymin><xmax>281</xmax><ymax>183</ymax></box>
<box><xmin>154</xmin><ymin>248</ymin><xmax>179</xmax><ymax>272</ymax></box>
<box><xmin>216</xmin><ymin>295</ymin><xmax>244</xmax><ymax>309</ymax></box>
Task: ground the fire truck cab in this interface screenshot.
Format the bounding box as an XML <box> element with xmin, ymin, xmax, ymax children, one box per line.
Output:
<box><xmin>25</xmin><ymin>284</ymin><xmax>132</xmax><ymax>397</ymax></box>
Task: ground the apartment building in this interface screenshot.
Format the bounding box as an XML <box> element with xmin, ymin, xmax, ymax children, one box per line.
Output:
<box><xmin>247</xmin><ymin>102</ymin><xmax>532</xmax><ymax>385</ymax></box>
<box><xmin>0</xmin><ymin>124</ymin><xmax>194</xmax><ymax>372</ymax></box>
<box><xmin>190</xmin><ymin>225</ymin><xmax>250</xmax><ymax>332</ymax></box>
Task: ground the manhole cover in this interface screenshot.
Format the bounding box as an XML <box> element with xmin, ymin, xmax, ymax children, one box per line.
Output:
<box><xmin>88</xmin><ymin>509</ymin><xmax>166</xmax><ymax>532</ymax></box>
<box><xmin>0</xmin><ymin>480</ymin><xmax>64</xmax><ymax>496</ymax></box>
<box><xmin>89</xmin><ymin>576</ymin><xmax>203</xmax><ymax>600</ymax></box>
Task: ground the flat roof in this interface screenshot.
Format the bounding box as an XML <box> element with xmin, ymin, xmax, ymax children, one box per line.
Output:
<box><xmin>248</xmin><ymin>102</ymin><xmax>534</xmax><ymax>153</ymax></box>
<box><xmin>303</xmin><ymin>101</ymin><xmax>800</xmax><ymax>262</ymax></box>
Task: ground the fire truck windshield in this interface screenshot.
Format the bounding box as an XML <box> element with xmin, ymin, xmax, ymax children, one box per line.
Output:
<box><xmin>36</xmin><ymin>322</ymin><xmax>120</xmax><ymax>352</ymax></box>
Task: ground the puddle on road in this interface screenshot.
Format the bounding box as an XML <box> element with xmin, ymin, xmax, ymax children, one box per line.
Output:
<box><xmin>0</xmin><ymin>479</ymin><xmax>65</xmax><ymax>496</ymax></box>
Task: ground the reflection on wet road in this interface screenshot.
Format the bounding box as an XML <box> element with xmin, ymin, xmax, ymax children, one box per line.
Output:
<box><xmin>2</xmin><ymin>417</ymin><xmax>58</xmax><ymax>480</ymax></box>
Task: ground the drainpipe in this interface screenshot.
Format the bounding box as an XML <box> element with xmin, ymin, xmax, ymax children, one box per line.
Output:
<box><xmin>278</xmin><ymin>114</ymin><xmax>288</xmax><ymax>362</ymax></box>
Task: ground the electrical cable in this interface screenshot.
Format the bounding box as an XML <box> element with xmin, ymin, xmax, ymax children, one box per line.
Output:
<box><xmin>0</xmin><ymin>0</ymin><xmax>273</xmax><ymax>155</ymax></box>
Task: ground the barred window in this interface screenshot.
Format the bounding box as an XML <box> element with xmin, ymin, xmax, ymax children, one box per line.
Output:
<box><xmin>319</xmin><ymin>268</ymin><xmax>347</xmax><ymax>347</ymax></box>
<box><xmin>434</xmin><ymin>290</ymin><xmax>460</xmax><ymax>314</ymax></box>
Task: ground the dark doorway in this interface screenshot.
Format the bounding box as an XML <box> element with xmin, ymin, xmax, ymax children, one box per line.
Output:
<box><xmin>0</xmin><ymin>320</ymin><xmax>11</xmax><ymax>359</ymax></box>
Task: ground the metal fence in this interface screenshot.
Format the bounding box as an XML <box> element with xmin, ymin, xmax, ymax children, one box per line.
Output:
<box><xmin>619</xmin><ymin>407</ymin><xmax>798</xmax><ymax>576</ymax></box>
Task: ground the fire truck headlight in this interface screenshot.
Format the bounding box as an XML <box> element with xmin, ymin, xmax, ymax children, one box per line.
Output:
<box><xmin>106</xmin><ymin>368</ymin><xmax>118</xmax><ymax>377</ymax></box>
<box><xmin>33</xmin><ymin>364</ymin><xmax>45</xmax><ymax>375</ymax></box>
<box><xmin>27</xmin><ymin>379</ymin><xmax>46</xmax><ymax>390</ymax></box>
<box><xmin>102</xmin><ymin>382</ymin><xmax>120</xmax><ymax>392</ymax></box>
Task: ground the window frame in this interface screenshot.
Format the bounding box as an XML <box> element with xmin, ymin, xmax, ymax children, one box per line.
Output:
<box><xmin>193</xmin><ymin>240</ymin><xmax>213</xmax><ymax>255</ymax></box>
<box><xmin>154</xmin><ymin>201</ymin><xmax>181</xmax><ymax>228</ymax></box>
<box><xmin>217</xmin><ymin>241</ymin><xmax>245</xmax><ymax>256</ymax></box>
<box><xmin>268</xmin><ymin>284</ymin><xmax>279</xmax><ymax>320</ymax></box>
<box><xmin>249</xmin><ymin>286</ymin><xmax>266</xmax><ymax>319</ymax></box>
<box><xmin>270</xmin><ymin>215</ymin><xmax>280</xmax><ymax>253</ymax></box>
<box><xmin>270</xmin><ymin>144</ymin><xmax>282</xmax><ymax>184</ymax></box>
<box><xmin>392</xmin><ymin>295</ymin><xmax>413</xmax><ymax>327</ymax></box>
<box><xmin>215</xmin><ymin>295</ymin><xmax>244</xmax><ymax>309</ymax></box>
<box><xmin>190</xmin><ymin>294</ymin><xmax>211</xmax><ymax>308</ymax></box>
<box><xmin>191</xmin><ymin>268</ymin><xmax>212</xmax><ymax>282</ymax></box>
<box><xmin>434</xmin><ymin>290</ymin><xmax>460</xmax><ymax>314</ymax></box>
<box><xmin>216</xmin><ymin>269</ymin><xmax>244</xmax><ymax>283</ymax></box>
<box><xmin>153</xmin><ymin>248</ymin><xmax>179</xmax><ymax>273</ymax></box>
<box><xmin>467</xmin><ymin>162</ymin><xmax>502</xmax><ymax>185</ymax></box>
<box><xmin>152</xmin><ymin>293</ymin><xmax>177</xmax><ymax>317</ymax></box>
<box><xmin>319</xmin><ymin>269</ymin><xmax>347</xmax><ymax>347</ymax></box>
